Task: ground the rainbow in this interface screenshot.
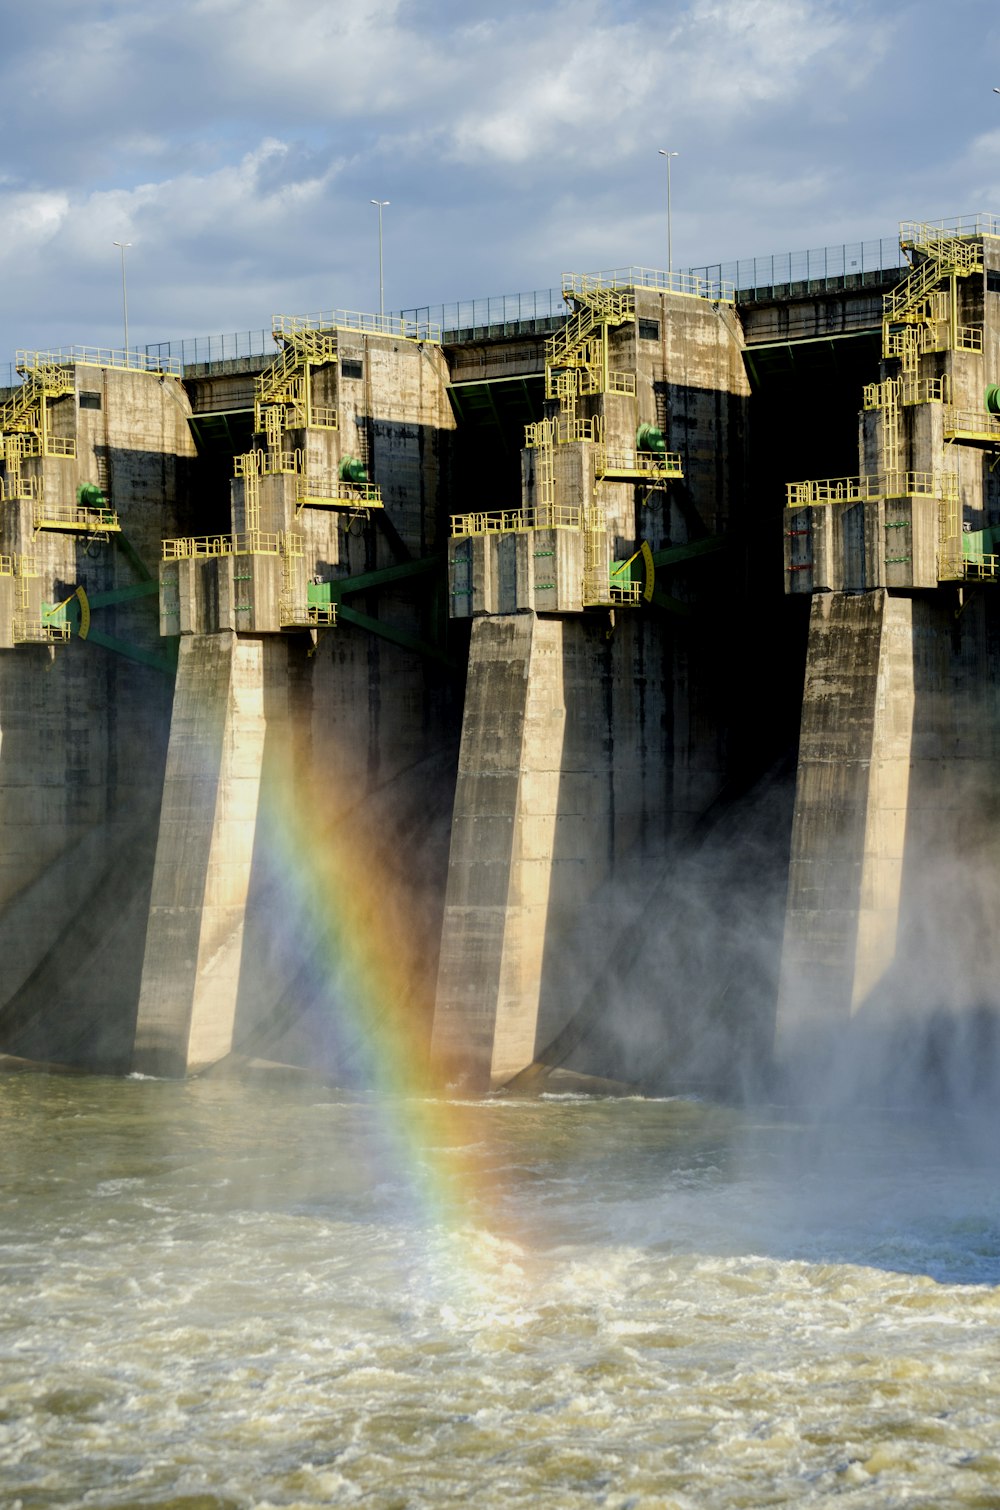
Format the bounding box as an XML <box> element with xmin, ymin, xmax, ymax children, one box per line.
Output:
<box><xmin>236</xmin><ymin>734</ymin><xmax>521</xmax><ymax>1256</ymax></box>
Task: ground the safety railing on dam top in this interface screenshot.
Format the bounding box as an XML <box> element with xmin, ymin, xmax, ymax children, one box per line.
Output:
<box><xmin>396</xmin><ymin>287</ymin><xmax>568</xmax><ymax>345</ymax></box>
<box><xmin>3</xmin><ymin>219</ymin><xmax>995</xmax><ymax>397</ymax></box>
<box><xmin>563</xmin><ymin>268</ymin><xmax>736</xmax><ymax>301</ymax></box>
<box><xmin>272</xmin><ymin>310</ymin><xmax>440</xmax><ymax>343</ymax></box>
<box><xmin>16</xmin><ymin>346</ymin><xmax>182</xmax><ymax>376</ymax></box>
<box><xmin>687</xmin><ymin>236</ymin><xmax>909</xmax><ymax>304</ymax></box>
<box><xmin>901</xmin><ymin>213</ymin><xmax>1000</xmax><ymax>243</ymax></box>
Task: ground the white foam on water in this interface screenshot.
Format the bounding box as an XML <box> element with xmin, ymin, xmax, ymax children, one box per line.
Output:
<box><xmin>2</xmin><ymin>1081</ymin><xmax>1000</xmax><ymax>1507</ymax></box>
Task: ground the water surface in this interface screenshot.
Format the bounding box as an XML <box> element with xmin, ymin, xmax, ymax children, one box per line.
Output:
<box><xmin>2</xmin><ymin>1074</ymin><xmax>999</xmax><ymax>1508</ymax></box>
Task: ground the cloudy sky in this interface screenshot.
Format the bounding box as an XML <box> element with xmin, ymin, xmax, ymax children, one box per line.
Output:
<box><xmin>1</xmin><ymin>0</ymin><xmax>999</xmax><ymax>356</ymax></box>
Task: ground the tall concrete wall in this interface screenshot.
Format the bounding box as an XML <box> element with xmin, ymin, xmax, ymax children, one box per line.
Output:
<box><xmin>135</xmin><ymin>326</ymin><xmax>462</xmax><ymax>1075</ymax></box>
<box><xmin>777</xmin><ymin>228</ymin><xmax>1000</xmax><ymax>1078</ymax></box>
<box><xmin>435</xmin><ymin>284</ymin><xmax>752</xmax><ymax>1088</ymax></box>
<box><xmin>0</xmin><ymin>364</ymin><xmax>194</xmax><ymax>1067</ymax></box>
<box><xmin>133</xmin><ymin>632</ymin><xmax>275</xmax><ymax>1077</ymax></box>
<box><xmin>777</xmin><ymin>587</ymin><xmax>1000</xmax><ymax>1073</ymax></box>
<box><xmin>431</xmin><ymin>606</ymin><xmax>732</xmax><ymax>1089</ymax></box>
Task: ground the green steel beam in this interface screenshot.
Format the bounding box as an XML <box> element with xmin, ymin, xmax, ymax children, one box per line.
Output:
<box><xmin>113</xmin><ymin>532</ymin><xmax>154</xmax><ymax>582</ymax></box>
<box><xmin>649</xmin><ymin>589</ymin><xmax>693</xmax><ymax>617</ymax></box>
<box><xmin>85</xmin><ymin>580</ymin><xmax>159</xmax><ymax>610</ymax></box>
<box><xmin>650</xmin><ymin>534</ymin><xmax>729</xmax><ymax>568</ymax></box>
<box><xmin>329</xmin><ymin>554</ymin><xmax>443</xmax><ymax>601</ymax></box>
<box><xmin>336</xmin><ymin>604</ymin><xmax>456</xmax><ymax>669</ymax></box>
<box><xmin>81</xmin><ymin>626</ymin><xmax>179</xmax><ymax>676</ymax></box>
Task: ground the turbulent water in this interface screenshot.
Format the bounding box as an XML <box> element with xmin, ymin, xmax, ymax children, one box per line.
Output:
<box><xmin>3</xmin><ymin>1073</ymin><xmax>1000</xmax><ymax>1509</ymax></box>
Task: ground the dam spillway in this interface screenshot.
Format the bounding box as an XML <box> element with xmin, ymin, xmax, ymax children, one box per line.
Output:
<box><xmin>2</xmin><ymin>215</ymin><xmax>1000</xmax><ymax>1092</ymax></box>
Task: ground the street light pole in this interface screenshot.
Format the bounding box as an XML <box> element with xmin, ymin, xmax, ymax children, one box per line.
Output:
<box><xmin>658</xmin><ymin>150</ymin><xmax>679</xmax><ymax>276</ymax></box>
<box><xmin>112</xmin><ymin>241</ymin><xmax>131</xmax><ymax>357</ymax></box>
<box><xmin>370</xmin><ymin>200</ymin><xmax>390</xmax><ymax>322</ymax></box>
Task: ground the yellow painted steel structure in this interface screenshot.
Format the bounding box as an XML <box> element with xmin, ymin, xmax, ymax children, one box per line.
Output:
<box><xmin>11</xmin><ymin>556</ymin><xmax>70</xmax><ymax>645</ymax></box>
<box><xmin>594</xmin><ymin>446</ymin><xmax>683</xmax><ymax>482</ymax></box>
<box><xmin>162</xmin><ymin>531</ymin><xmax>283</xmax><ymax>560</ymax></box>
<box><xmin>789</xmin><ymin>221</ymin><xmax>994</xmax><ymax>583</ymax></box>
<box><xmin>451</xmin><ymin>267</ymin><xmax>691</xmax><ymax>608</ymax></box>
<box><xmin>944</xmin><ymin>409</ymin><xmax>1000</xmax><ymax>444</ymax></box>
<box><xmin>450</xmin><ymin>505</ymin><xmax>582</xmax><ymax>537</ymax></box>
<box><xmin>296</xmin><ymin>477</ymin><xmax>382</xmax><ymax>513</ymax></box>
<box><xmin>33</xmin><ymin>501</ymin><xmax>120</xmax><ymax>536</ymax></box>
<box><xmin>786</xmin><ymin>471</ymin><xmax>959</xmax><ymax>507</ymax></box>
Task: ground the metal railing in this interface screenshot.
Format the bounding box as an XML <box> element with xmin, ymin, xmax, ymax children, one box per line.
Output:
<box><xmin>162</xmin><ymin>531</ymin><xmax>282</xmax><ymax>559</ymax></box>
<box><xmin>0</xmin><ymin>476</ymin><xmax>43</xmax><ymax>502</ymax></box>
<box><xmin>146</xmin><ymin>330</ymin><xmax>274</xmax><ymax>368</ymax></box>
<box><xmin>398</xmin><ymin>288</ymin><xmax>566</xmax><ymax>345</ymax></box>
<box><xmin>17</xmin><ymin>346</ymin><xmax>182</xmax><ymax>376</ymax></box>
<box><xmin>944</xmin><ymin>409</ymin><xmax>1000</xmax><ymax>439</ymax></box>
<box><xmin>958</xmin><ymin>553</ymin><xmax>1000</xmax><ymax>580</ymax></box>
<box><xmin>786</xmin><ymin>471</ymin><xmax>958</xmax><ymax>507</ymax></box>
<box><xmin>13</xmin><ymin>616</ymin><xmax>71</xmax><ymax>644</ymax></box>
<box><xmin>451</xmin><ymin>504</ymin><xmax>582</xmax><ymax>536</ymax></box>
<box><xmin>901</xmin><ymin>215</ymin><xmax>1000</xmax><ymax>244</ymax></box>
<box><xmin>296</xmin><ymin>478</ymin><xmax>383</xmax><ymax>508</ymax></box>
<box><xmin>273</xmin><ymin>310</ymin><xmax>440</xmax><ymax>343</ymax></box>
<box><xmin>689</xmin><ymin>237</ymin><xmax>908</xmax><ymax>303</ymax></box>
<box><xmin>863</xmin><ymin>377</ymin><xmax>950</xmax><ymax>410</ymax></box>
<box><xmin>525</xmin><ymin>416</ymin><xmax>603</xmax><ymax>447</ymax></box>
<box><xmin>563</xmin><ymin>268</ymin><xmax>736</xmax><ymax>302</ymax></box>
<box><xmin>596</xmin><ymin>447</ymin><xmax>683</xmax><ymax>479</ymax></box>
<box><xmin>33</xmin><ymin>502</ymin><xmax>120</xmax><ymax>533</ymax></box>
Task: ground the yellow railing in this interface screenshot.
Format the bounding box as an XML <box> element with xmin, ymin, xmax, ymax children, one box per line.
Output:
<box><xmin>33</xmin><ymin>503</ymin><xmax>120</xmax><ymax>534</ymax></box>
<box><xmin>272</xmin><ymin>310</ymin><xmax>441</xmax><ymax>343</ymax></box>
<box><xmin>786</xmin><ymin>471</ymin><xmax>959</xmax><ymax>506</ymax></box>
<box><xmin>295</xmin><ymin>478</ymin><xmax>383</xmax><ymax>509</ymax></box>
<box><xmin>865</xmin><ymin>377</ymin><xmax>950</xmax><ymax>408</ymax></box>
<box><xmin>12</xmin><ymin>617</ymin><xmax>71</xmax><ymax>645</ymax></box>
<box><xmin>545</xmin><ymin>287</ymin><xmax>635</xmax><ymax>401</ymax></box>
<box><xmin>944</xmin><ymin>408</ymin><xmax>1000</xmax><ymax>440</ymax></box>
<box><xmin>451</xmin><ymin>504</ymin><xmax>582</xmax><ymax>536</ymax></box>
<box><xmin>16</xmin><ymin>347</ymin><xmax>182</xmax><ymax>376</ymax></box>
<box><xmin>562</xmin><ymin>269</ymin><xmax>736</xmax><ymax>303</ymax></box>
<box><xmin>524</xmin><ymin>416</ymin><xmax>603</xmax><ymax>447</ymax></box>
<box><xmin>595</xmin><ymin>447</ymin><xmax>683</xmax><ymax>479</ymax></box>
<box><xmin>958</xmin><ymin>553</ymin><xmax>1000</xmax><ymax>581</ymax></box>
<box><xmin>161</xmin><ymin>531</ymin><xmax>282</xmax><ymax>559</ymax></box>
<box><xmin>236</xmin><ymin>448</ymin><xmax>302</xmax><ymax>478</ymax></box>
<box><xmin>0</xmin><ymin>476</ymin><xmax>43</xmax><ymax>503</ymax></box>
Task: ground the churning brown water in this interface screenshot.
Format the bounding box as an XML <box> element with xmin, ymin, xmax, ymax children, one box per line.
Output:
<box><xmin>2</xmin><ymin>1073</ymin><xmax>1000</xmax><ymax>1508</ymax></box>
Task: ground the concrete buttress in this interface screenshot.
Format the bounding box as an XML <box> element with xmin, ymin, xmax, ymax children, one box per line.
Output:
<box><xmin>133</xmin><ymin>632</ymin><xmax>281</xmax><ymax>1075</ymax></box>
<box><xmin>775</xmin><ymin>591</ymin><xmax>915</xmax><ymax>1061</ymax></box>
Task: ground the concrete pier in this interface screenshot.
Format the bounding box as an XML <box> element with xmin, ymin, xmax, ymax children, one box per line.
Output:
<box><xmin>133</xmin><ymin>632</ymin><xmax>275</xmax><ymax>1077</ymax></box>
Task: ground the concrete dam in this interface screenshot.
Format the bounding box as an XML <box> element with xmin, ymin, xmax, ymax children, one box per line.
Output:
<box><xmin>2</xmin><ymin>214</ymin><xmax>999</xmax><ymax>1093</ymax></box>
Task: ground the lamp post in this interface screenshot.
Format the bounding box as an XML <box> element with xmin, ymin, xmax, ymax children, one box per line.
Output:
<box><xmin>370</xmin><ymin>200</ymin><xmax>390</xmax><ymax>323</ymax></box>
<box><xmin>112</xmin><ymin>241</ymin><xmax>131</xmax><ymax>358</ymax></box>
<box><xmin>657</xmin><ymin>150</ymin><xmax>679</xmax><ymax>277</ymax></box>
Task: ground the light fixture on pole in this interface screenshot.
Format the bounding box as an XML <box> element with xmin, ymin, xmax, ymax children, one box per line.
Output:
<box><xmin>370</xmin><ymin>200</ymin><xmax>390</xmax><ymax>322</ymax></box>
<box><xmin>112</xmin><ymin>241</ymin><xmax>132</xmax><ymax>357</ymax></box>
<box><xmin>657</xmin><ymin>150</ymin><xmax>679</xmax><ymax>276</ymax></box>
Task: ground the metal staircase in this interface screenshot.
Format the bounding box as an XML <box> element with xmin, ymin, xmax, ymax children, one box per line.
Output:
<box><xmin>545</xmin><ymin>284</ymin><xmax>636</xmax><ymax>404</ymax></box>
<box><xmin>254</xmin><ymin>328</ymin><xmax>340</xmax><ymax>440</ymax></box>
<box><xmin>0</xmin><ymin>356</ymin><xmax>77</xmax><ymax>462</ymax></box>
